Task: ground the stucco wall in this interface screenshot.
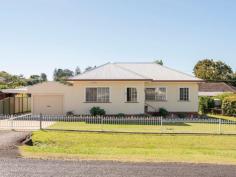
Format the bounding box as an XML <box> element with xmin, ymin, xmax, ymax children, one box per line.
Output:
<box><xmin>28</xmin><ymin>81</ymin><xmax>199</xmax><ymax>115</ymax></box>
<box><xmin>28</xmin><ymin>81</ymin><xmax>145</xmax><ymax>115</ymax></box>
<box><xmin>145</xmin><ymin>82</ymin><xmax>199</xmax><ymax>112</ymax></box>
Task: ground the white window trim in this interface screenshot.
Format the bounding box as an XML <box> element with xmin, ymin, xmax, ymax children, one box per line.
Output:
<box><xmin>178</xmin><ymin>87</ymin><xmax>190</xmax><ymax>102</ymax></box>
<box><xmin>125</xmin><ymin>87</ymin><xmax>138</xmax><ymax>103</ymax></box>
<box><xmin>145</xmin><ymin>87</ymin><xmax>168</xmax><ymax>102</ymax></box>
<box><xmin>84</xmin><ymin>86</ymin><xmax>112</xmax><ymax>103</ymax></box>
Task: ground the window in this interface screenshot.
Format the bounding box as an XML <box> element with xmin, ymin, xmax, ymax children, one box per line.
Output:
<box><xmin>179</xmin><ymin>88</ymin><xmax>189</xmax><ymax>101</ymax></box>
<box><xmin>126</xmin><ymin>88</ymin><xmax>137</xmax><ymax>102</ymax></box>
<box><xmin>145</xmin><ymin>87</ymin><xmax>167</xmax><ymax>101</ymax></box>
<box><xmin>86</xmin><ymin>87</ymin><xmax>110</xmax><ymax>102</ymax></box>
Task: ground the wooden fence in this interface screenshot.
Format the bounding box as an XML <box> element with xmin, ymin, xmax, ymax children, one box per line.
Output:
<box><xmin>0</xmin><ymin>96</ymin><xmax>31</xmax><ymax>114</ymax></box>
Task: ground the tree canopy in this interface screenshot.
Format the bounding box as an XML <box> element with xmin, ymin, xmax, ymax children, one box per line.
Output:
<box><xmin>53</xmin><ymin>68</ymin><xmax>74</xmax><ymax>82</ymax></box>
<box><xmin>193</xmin><ymin>59</ymin><xmax>234</xmax><ymax>81</ymax></box>
<box><xmin>0</xmin><ymin>71</ymin><xmax>48</xmax><ymax>89</ymax></box>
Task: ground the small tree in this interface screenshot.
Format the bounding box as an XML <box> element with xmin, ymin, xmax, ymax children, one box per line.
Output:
<box><xmin>154</xmin><ymin>60</ymin><xmax>163</xmax><ymax>65</ymax></box>
<box><xmin>75</xmin><ymin>66</ymin><xmax>81</xmax><ymax>75</ymax></box>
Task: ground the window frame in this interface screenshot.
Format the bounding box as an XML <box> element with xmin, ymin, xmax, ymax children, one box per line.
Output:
<box><xmin>125</xmin><ymin>87</ymin><xmax>138</xmax><ymax>103</ymax></box>
<box><xmin>85</xmin><ymin>87</ymin><xmax>111</xmax><ymax>103</ymax></box>
<box><xmin>179</xmin><ymin>87</ymin><xmax>190</xmax><ymax>101</ymax></box>
<box><xmin>145</xmin><ymin>87</ymin><xmax>167</xmax><ymax>102</ymax></box>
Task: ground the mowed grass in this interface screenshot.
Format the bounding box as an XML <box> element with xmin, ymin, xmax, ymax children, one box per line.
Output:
<box><xmin>47</xmin><ymin>121</ymin><xmax>236</xmax><ymax>134</ymax></box>
<box><xmin>21</xmin><ymin>131</ymin><xmax>236</xmax><ymax>164</ymax></box>
<box><xmin>207</xmin><ymin>114</ymin><xmax>236</xmax><ymax>121</ymax></box>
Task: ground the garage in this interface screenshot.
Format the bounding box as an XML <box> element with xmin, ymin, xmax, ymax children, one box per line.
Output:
<box><xmin>33</xmin><ymin>95</ymin><xmax>63</xmax><ymax>115</ymax></box>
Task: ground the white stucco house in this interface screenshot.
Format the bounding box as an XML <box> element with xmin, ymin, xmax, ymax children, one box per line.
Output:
<box><xmin>26</xmin><ymin>62</ymin><xmax>202</xmax><ymax>115</ymax></box>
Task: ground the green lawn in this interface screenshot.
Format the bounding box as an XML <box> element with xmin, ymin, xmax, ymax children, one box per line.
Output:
<box><xmin>46</xmin><ymin>121</ymin><xmax>236</xmax><ymax>134</ymax></box>
<box><xmin>207</xmin><ymin>114</ymin><xmax>236</xmax><ymax>121</ymax></box>
<box><xmin>21</xmin><ymin>131</ymin><xmax>236</xmax><ymax>164</ymax></box>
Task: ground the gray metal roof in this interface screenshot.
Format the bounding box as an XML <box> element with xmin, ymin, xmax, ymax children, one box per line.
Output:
<box><xmin>69</xmin><ymin>62</ymin><xmax>202</xmax><ymax>82</ymax></box>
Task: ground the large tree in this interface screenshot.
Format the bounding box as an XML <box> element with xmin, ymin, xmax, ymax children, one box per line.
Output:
<box><xmin>193</xmin><ymin>59</ymin><xmax>233</xmax><ymax>81</ymax></box>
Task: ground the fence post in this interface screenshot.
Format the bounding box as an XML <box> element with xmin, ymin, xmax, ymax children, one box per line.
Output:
<box><xmin>40</xmin><ymin>114</ymin><xmax>42</xmax><ymax>130</ymax></box>
<box><xmin>160</xmin><ymin>116</ymin><xmax>163</xmax><ymax>133</ymax></box>
<box><xmin>101</xmin><ymin>116</ymin><xmax>103</xmax><ymax>131</ymax></box>
<box><xmin>218</xmin><ymin>118</ymin><xmax>221</xmax><ymax>134</ymax></box>
<box><xmin>11</xmin><ymin>115</ymin><xmax>14</xmax><ymax>131</ymax></box>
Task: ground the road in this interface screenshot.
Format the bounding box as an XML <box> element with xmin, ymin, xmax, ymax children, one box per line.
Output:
<box><xmin>0</xmin><ymin>131</ymin><xmax>236</xmax><ymax>177</ymax></box>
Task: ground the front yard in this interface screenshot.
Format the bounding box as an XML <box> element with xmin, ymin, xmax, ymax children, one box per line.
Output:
<box><xmin>21</xmin><ymin>131</ymin><xmax>236</xmax><ymax>164</ymax></box>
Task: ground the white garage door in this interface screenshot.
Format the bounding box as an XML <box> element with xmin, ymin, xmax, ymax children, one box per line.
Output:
<box><xmin>33</xmin><ymin>95</ymin><xmax>63</xmax><ymax>115</ymax></box>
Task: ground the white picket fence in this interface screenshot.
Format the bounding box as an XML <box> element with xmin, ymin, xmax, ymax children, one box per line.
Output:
<box><xmin>0</xmin><ymin>114</ymin><xmax>236</xmax><ymax>134</ymax></box>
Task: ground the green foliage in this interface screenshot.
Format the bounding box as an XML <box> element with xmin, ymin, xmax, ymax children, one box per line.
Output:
<box><xmin>159</xmin><ymin>108</ymin><xmax>169</xmax><ymax>117</ymax></box>
<box><xmin>222</xmin><ymin>96</ymin><xmax>236</xmax><ymax>116</ymax></box>
<box><xmin>66</xmin><ymin>111</ymin><xmax>74</xmax><ymax>116</ymax></box>
<box><xmin>199</xmin><ymin>96</ymin><xmax>215</xmax><ymax>114</ymax></box>
<box><xmin>193</xmin><ymin>59</ymin><xmax>233</xmax><ymax>80</ymax></box>
<box><xmin>53</xmin><ymin>68</ymin><xmax>74</xmax><ymax>82</ymax></box>
<box><xmin>75</xmin><ymin>66</ymin><xmax>81</xmax><ymax>75</ymax></box>
<box><xmin>90</xmin><ymin>107</ymin><xmax>106</xmax><ymax>116</ymax></box>
<box><xmin>116</xmin><ymin>113</ymin><xmax>126</xmax><ymax>117</ymax></box>
<box><xmin>177</xmin><ymin>113</ymin><xmax>187</xmax><ymax>118</ymax></box>
<box><xmin>154</xmin><ymin>59</ymin><xmax>163</xmax><ymax>65</ymax></box>
<box><xmin>214</xmin><ymin>93</ymin><xmax>234</xmax><ymax>101</ymax></box>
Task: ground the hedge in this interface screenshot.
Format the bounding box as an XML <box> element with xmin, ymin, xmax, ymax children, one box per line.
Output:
<box><xmin>199</xmin><ymin>96</ymin><xmax>215</xmax><ymax>114</ymax></box>
<box><xmin>222</xmin><ymin>96</ymin><xmax>236</xmax><ymax>116</ymax></box>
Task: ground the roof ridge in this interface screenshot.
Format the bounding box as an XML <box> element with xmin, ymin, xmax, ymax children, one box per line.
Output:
<box><xmin>114</xmin><ymin>63</ymin><xmax>151</xmax><ymax>79</ymax></box>
<box><xmin>68</xmin><ymin>62</ymin><xmax>111</xmax><ymax>80</ymax></box>
<box><xmin>153</xmin><ymin>63</ymin><xmax>202</xmax><ymax>80</ymax></box>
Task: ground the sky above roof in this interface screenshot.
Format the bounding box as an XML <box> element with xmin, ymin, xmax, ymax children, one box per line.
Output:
<box><xmin>0</xmin><ymin>0</ymin><xmax>235</xmax><ymax>80</ymax></box>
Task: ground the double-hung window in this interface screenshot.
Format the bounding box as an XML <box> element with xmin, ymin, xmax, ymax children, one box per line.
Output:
<box><xmin>145</xmin><ymin>87</ymin><xmax>167</xmax><ymax>101</ymax></box>
<box><xmin>86</xmin><ymin>87</ymin><xmax>110</xmax><ymax>103</ymax></box>
<box><xmin>126</xmin><ymin>88</ymin><xmax>137</xmax><ymax>102</ymax></box>
<box><xmin>179</xmin><ymin>88</ymin><xmax>189</xmax><ymax>101</ymax></box>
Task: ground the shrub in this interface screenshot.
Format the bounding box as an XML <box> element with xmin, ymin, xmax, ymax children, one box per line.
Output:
<box><xmin>66</xmin><ymin>111</ymin><xmax>74</xmax><ymax>116</ymax></box>
<box><xmin>222</xmin><ymin>96</ymin><xmax>236</xmax><ymax>116</ymax></box>
<box><xmin>199</xmin><ymin>96</ymin><xmax>215</xmax><ymax>114</ymax></box>
<box><xmin>90</xmin><ymin>107</ymin><xmax>106</xmax><ymax>116</ymax></box>
<box><xmin>159</xmin><ymin>108</ymin><xmax>169</xmax><ymax>117</ymax></box>
<box><xmin>117</xmin><ymin>113</ymin><xmax>126</xmax><ymax>117</ymax></box>
<box><xmin>177</xmin><ymin>113</ymin><xmax>187</xmax><ymax>118</ymax></box>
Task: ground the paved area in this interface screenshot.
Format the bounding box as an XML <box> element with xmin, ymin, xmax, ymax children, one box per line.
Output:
<box><xmin>0</xmin><ymin>131</ymin><xmax>30</xmax><ymax>158</ymax></box>
<box><xmin>0</xmin><ymin>158</ymin><xmax>236</xmax><ymax>177</ymax></box>
<box><xmin>0</xmin><ymin>120</ymin><xmax>55</xmax><ymax>130</ymax></box>
<box><xmin>0</xmin><ymin>131</ymin><xmax>236</xmax><ymax>177</ymax></box>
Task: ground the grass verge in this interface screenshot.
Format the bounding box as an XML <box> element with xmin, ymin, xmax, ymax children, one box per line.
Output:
<box><xmin>21</xmin><ymin>131</ymin><xmax>236</xmax><ymax>164</ymax></box>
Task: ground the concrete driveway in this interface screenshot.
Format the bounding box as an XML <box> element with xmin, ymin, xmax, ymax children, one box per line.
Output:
<box><xmin>0</xmin><ymin>131</ymin><xmax>30</xmax><ymax>158</ymax></box>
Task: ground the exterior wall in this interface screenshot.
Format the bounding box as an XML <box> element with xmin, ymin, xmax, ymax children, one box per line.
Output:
<box><xmin>144</xmin><ymin>82</ymin><xmax>199</xmax><ymax>112</ymax></box>
<box><xmin>28</xmin><ymin>81</ymin><xmax>199</xmax><ymax>115</ymax></box>
<box><xmin>29</xmin><ymin>81</ymin><xmax>145</xmax><ymax>115</ymax></box>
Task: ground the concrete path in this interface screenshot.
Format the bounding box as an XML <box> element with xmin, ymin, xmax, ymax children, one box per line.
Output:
<box><xmin>0</xmin><ymin>131</ymin><xmax>30</xmax><ymax>158</ymax></box>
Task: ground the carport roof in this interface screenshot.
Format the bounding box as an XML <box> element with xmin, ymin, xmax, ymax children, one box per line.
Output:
<box><xmin>1</xmin><ymin>86</ymin><xmax>28</xmax><ymax>94</ymax></box>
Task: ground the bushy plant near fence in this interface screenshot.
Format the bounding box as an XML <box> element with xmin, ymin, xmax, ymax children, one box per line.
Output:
<box><xmin>199</xmin><ymin>96</ymin><xmax>215</xmax><ymax>114</ymax></box>
<box><xmin>222</xmin><ymin>96</ymin><xmax>236</xmax><ymax>116</ymax></box>
<box><xmin>90</xmin><ymin>107</ymin><xmax>106</xmax><ymax>116</ymax></box>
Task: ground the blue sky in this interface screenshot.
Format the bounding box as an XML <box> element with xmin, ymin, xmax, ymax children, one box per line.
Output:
<box><xmin>0</xmin><ymin>0</ymin><xmax>235</xmax><ymax>80</ymax></box>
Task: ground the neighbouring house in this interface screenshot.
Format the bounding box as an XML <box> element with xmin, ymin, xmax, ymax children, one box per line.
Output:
<box><xmin>198</xmin><ymin>82</ymin><xmax>236</xmax><ymax>97</ymax></box>
<box><xmin>22</xmin><ymin>62</ymin><xmax>202</xmax><ymax>115</ymax></box>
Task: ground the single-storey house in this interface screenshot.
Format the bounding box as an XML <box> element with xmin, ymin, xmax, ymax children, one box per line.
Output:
<box><xmin>26</xmin><ymin>62</ymin><xmax>203</xmax><ymax>115</ymax></box>
<box><xmin>198</xmin><ymin>82</ymin><xmax>236</xmax><ymax>96</ymax></box>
